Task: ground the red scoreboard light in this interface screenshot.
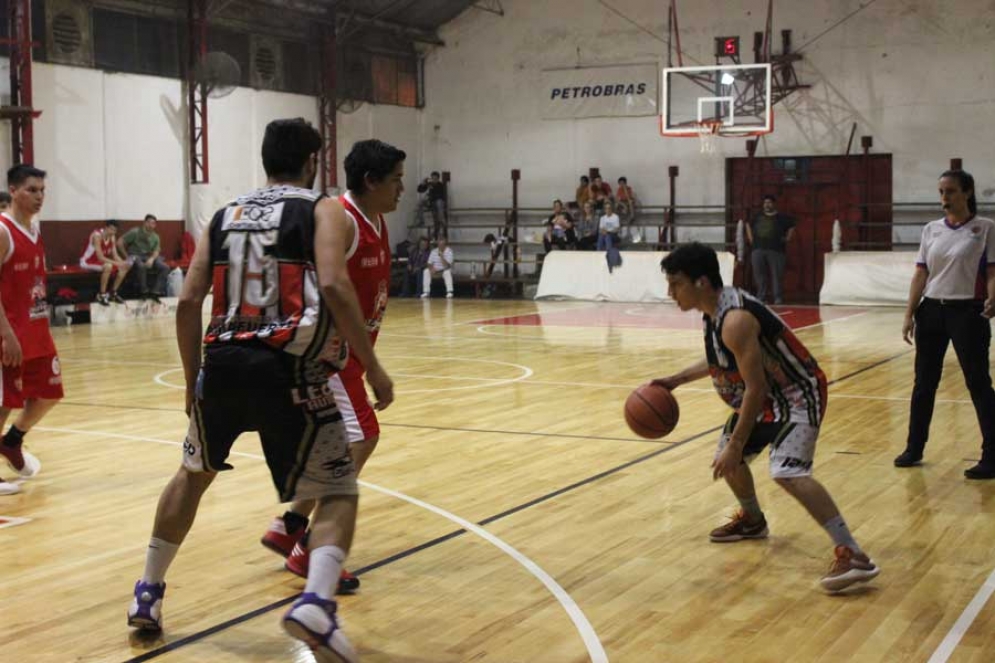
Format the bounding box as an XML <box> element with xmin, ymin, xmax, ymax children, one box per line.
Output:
<box><xmin>715</xmin><ymin>36</ymin><xmax>740</xmax><ymax>58</ymax></box>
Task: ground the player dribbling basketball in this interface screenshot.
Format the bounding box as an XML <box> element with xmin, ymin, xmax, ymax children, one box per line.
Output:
<box><xmin>653</xmin><ymin>243</ymin><xmax>879</xmax><ymax>592</ymax></box>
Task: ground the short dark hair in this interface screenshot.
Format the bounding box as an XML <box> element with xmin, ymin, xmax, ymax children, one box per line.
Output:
<box><xmin>8</xmin><ymin>164</ymin><xmax>46</xmax><ymax>187</ymax></box>
<box><xmin>660</xmin><ymin>242</ymin><xmax>723</xmax><ymax>289</ymax></box>
<box><xmin>144</xmin><ymin>214</ymin><xmax>157</xmax><ymax>222</ymax></box>
<box><xmin>344</xmin><ymin>139</ymin><xmax>407</xmax><ymax>194</ymax></box>
<box><xmin>430</xmin><ymin>171</ymin><xmax>440</xmax><ymax>178</ymax></box>
<box><xmin>618</xmin><ymin>176</ymin><xmax>627</xmax><ymax>184</ymax></box>
<box><xmin>940</xmin><ymin>169</ymin><xmax>977</xmax><ymax>215</ymax></box>
<box><xmin>106</xmin><ymin>219</ymin><xmax>120</xmax><ymax>228</ymax></box>
<box><xmin>580</xmin><ymin>175</ymin><xmax>590</xmax><ymax>183</ymax></box>
<box><xmin>0</xmin><ymin>192</ymin><xmax>11</xmax><ymax>204</ymax></box>
<box><xmin>261</xmin><ymin>118</ymin><xmax>322</xmax><ymax>180</ymax></box>
<box><xmin>762</xmin><ymin>194</ymin><xmax>776</xmax><ymax>202</ymax></box>
<box><xmin>483</xmin><ymin>233</ymin><xmax>496</xmax><ymax>244</ymax></box>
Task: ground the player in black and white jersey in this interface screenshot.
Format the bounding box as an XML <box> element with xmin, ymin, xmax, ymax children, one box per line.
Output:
<box><xmin>652</xmin><ymin>243</ymin><xmax>879</xmax><ymax>592</ymax></box>
<box><xmin>127</xmin><ymin>118</ymin><xmax>392</xmax><ymax>662</ymax></box>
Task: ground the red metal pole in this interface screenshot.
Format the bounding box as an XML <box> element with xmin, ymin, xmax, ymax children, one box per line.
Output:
<box><xmin>318</xmin><ymin>24</ymin><xmax>337</xmax><ymax>193</ymax></box>
<box><xmin>188</xmin><ymin>0</ymin><xmax>209</xmax><ymax>183</ymax></box>
<box><xmin>9</xmin><ymin>0</ymin><xmax>35</xmax><ymax>164</ymax></box>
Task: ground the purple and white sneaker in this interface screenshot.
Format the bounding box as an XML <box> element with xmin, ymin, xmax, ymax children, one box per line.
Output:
<box><xmin>127</xmin><ymin>581</ymin><xmax>165</xmax><ymax>631</ymax></box>
<box><xmin>282</xmin><ymin>593</ymin><xmax>358</xmax><ymax>663</ymax></box>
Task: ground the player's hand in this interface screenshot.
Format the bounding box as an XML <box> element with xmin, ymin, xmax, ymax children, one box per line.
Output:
<box><xmin>712</xmin><ymin>443</ymin><xmax>743</xmax><ymax>480</ymax></box>
<box><xmin>366</xmin><ymin>364</ymin><xmax>394</xmax><ymax>411</ymax></box>
<box><xmin>1</xmin><ymin>328</ymin><xmax>22</xmax><ymax>367</ymax></box>
<box><xmin>145</xmin><ymin>258</ymin><xmax>155</xmax><ymax>268</ymax></box>
<box><xmin>902</xmin><ymin>314</ymin><xmax>915</xmax><ymax>345</ymax></box>
<box><xmin>650</xmin><ymin>376</ymin><xmax>681</xmax><ymax>391</ymax></box>
<box><xmin>983</xmin><ymin>298</ymin><xmax>995</xmax><ymax>319</ymax></box>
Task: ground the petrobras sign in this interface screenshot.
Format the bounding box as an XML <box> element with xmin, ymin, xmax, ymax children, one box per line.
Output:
<box><xmin>542</xmin><ymin>64</ymin><xmax>658</xmax><ymax>120</ymax></box>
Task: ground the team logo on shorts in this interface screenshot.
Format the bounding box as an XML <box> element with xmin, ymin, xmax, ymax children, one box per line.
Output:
<box><xmin>51</xmin><ymin>356</ymin><xmax>61</xmax><ymax>376</ymax></box>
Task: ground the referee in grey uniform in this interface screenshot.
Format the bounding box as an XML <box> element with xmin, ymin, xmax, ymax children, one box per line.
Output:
<box><xmin>895</xmin><ymin>170</ymin><xmax>995</xmax><ymax>478</ymax></box>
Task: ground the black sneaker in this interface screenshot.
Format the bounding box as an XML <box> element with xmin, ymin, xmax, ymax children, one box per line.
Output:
<box><xmin>150</xmin><ymin>294</ymin><xmax>163</xmax><ymax>304</ymax></box>
<box><xmin>111</xmin><ymin>292</ymin><xmax>126</xmax><ymax>304</ymax></box>
<box><xmin>96</xmin><ymin>293</ymin><xmax>110</xmax><ymax>307</ymax></box>
<box><xmin>965</xmin><ymin>462</ymin><xmax>995</xmax><ymax>480</ymax></box>
<box><xmin>894</xmin><ymin>450</ymin><xmax>923</xmax><ymax>467</ymax></box>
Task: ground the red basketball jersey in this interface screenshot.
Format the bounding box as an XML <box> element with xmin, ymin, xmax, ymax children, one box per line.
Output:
<box><xmin>340</xmin><ymin>192</ymin><xmax>390</xmax><ymax>354</ymax></box>
<box><xmin>80</xmin><ymin>229</ymin><xmax>115</xmax><ymax>267</ymax></box>
<box><xmin>0</xmin><ymin>213</ymin><xmax>56</xmax><ymax>359</ymax></box>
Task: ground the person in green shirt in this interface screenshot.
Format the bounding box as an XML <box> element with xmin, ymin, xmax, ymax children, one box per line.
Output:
<box><xmin>746</xmin><ymin>195</ymin><xmax>795</xmax><ymax>305</ymax></box>
<box><xmin>118</xmin><ymin>214</ymin><xmax>168</xmax><ymax>302</ymax></box>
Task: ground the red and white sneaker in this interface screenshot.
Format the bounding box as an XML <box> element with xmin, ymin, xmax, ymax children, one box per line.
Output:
<box><xmin>261</xmin><ymin>516</ymin><xmax>307</xmax><ymax>558</ymax></box>
<box><xmin>285</xmin><ymin>540</ymin><xmax>361</xmax><ymax>594</ymax></box>
<box><xmin>0</xmin><ymin>444</ymin><xmax>40</xmax><ymax>479</ymax></box>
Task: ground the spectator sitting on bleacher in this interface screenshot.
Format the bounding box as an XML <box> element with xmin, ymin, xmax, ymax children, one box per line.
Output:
<box><xmin>118</xmin><ymin>214</ymin><xmax>168</xmax><ymax>303</ymax></box>
<box><xmin>401</xmin><ymin>236</ymin><xmax>431</xmax><ymax>298</ymax></box>
<box><xmin>575</xmin><ymin>175</ymin><xmax>591</xmax><ymax>209</ymax></box>
<box><xmin>543</xmin><ymin>199</ymin><xmax>576</xmax><ymax>253</ymax></box>
<box><xmin>591</xmin><ymin>175</ymin><xmax>612</xmax><ymax>213</ymax></box>
<box><xmin>0</xmin><ymin>191</ymin><xmax>10</xmax><ymax>213</ymax></box>
<box><xmin>80</xmin><ymin>219</ymin><xmax>130</xmax><ymax>305</ymax></box>
<box><xmin>416</xmin><ymin>171</ymin><xmax>448</xmax><ymax>240</ymax></box>
<box><xmin>576</xmin><ymin>200</ymin><xmax>599</xmax><ymax>251</ymax></box>
<box><xmin>616</xmin><ymin>176</ymin><xmax>637</xmax><ymax>222</ymax></box>
<box><xmin>597</xmin><ymin>200</ymin><xmax>621</xmax><ymax>251</ymax></box>
<box><xmin>422</xmin><ymin>237</ymin><xmax>454</xmax><ymax>299</ymax></box>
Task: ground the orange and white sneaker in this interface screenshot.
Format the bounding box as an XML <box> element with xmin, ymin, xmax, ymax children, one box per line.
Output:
<box><xmin>709</xmin><ymin>510</ymin><xmax>769</xmax><ymax>542</ymax></box>
<box><xmin>820</xmin><ymin>545</ymin><xmax>880</xmax><ymax>592</ymax></box>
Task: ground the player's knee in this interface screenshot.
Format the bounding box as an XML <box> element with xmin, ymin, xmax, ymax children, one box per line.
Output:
<box><xmin>102</xmin><ymin>263</ymin><xmax>113</xmax><ymax>272</ymax></box>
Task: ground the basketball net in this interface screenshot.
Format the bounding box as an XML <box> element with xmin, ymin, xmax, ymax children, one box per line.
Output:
<box><xmin>695</xmin><ymin>120</ymin><xmax>723</xmax><ymax>155</ymax></box>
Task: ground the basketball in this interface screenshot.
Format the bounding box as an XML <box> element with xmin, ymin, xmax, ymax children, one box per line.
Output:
<box><xmin>624</xmin><ymin>384</ymin><xmax>680</xmax><ymax>439</ymax></box>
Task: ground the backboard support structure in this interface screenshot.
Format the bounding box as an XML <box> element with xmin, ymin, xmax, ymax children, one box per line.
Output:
<box><xmin>661</xmin><ymin>63</ymin><xmax>772</xmax><ymax>138</ymax></box>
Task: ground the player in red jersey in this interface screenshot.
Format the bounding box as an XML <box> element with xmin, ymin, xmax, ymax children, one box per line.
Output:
<box><xmin>0</xmin><ymin>165</ymin><xmax>63</xmax><ymax>495</ymax></box>
<box><xmin>260</xmin><ymin>139</ymin><xmax>402</xmax><ymax>589</ymax></box>
<box><xmin>80</xmin><ymin>219</ymin><xmax>130</xmax><ymax>305</ymax></box>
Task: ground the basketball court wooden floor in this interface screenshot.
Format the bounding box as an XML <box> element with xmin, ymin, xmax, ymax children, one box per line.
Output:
<box><xmin>2</xmin><ymin>299</ymin><xmax>994</xmax><ymax>663</ymax></box>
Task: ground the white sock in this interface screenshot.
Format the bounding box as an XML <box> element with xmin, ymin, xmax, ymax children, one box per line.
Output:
<box><xmin>305</xmin><ymin>545</ymin><xmax>346</xmax><ymax>601</ymax></box>
<box><xmin>142</xmin><ymin>537</ymin><xmax>180</xmax><ymax>585</ymax></box>
<box><xmin>822</xmin><ymin>515</ymin><xmax>862</xmax><ymax>555</ymax></box>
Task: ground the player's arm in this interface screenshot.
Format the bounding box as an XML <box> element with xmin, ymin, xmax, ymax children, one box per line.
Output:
<box><xmin>93</xmin><ymin>234</ymin><xmax>110</xmax><ymax>264</ymax></box>
<box><xmin>902</xmin><ymin>266</ymin><xmax>928</xmax><ymax>344</ymax></box>
<box><xmin>0</xmin><ymin>230</ymin><xmax>21</xmax><ymax>367</ymax></box>
<box><xmin>713</xmin><ymin>310</ymin><xmax>767</xmax><ymax>479</ymax></box>
<box><xmin>313</xmin><ymin>198</ymin><xmax>394</xmax><ymax>411</ymax></box>
<box><xmin>652</xmin><ymin>359</ymin><xmax>709</xmax><ymax>391</ymax></box>
<box><xmin>176</xmin><ymin>230</ymin><xmax>212</xmax><ymax>415</ymax></box>
<box><xmin>744</xmin><ymin>222</ymin><xmax>753</xmax><ymax>245</ymax></box>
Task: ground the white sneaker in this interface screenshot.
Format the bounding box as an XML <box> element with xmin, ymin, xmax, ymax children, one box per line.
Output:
<box><xmin>17</xmin><ymin>450</ymin><xmax>41</xmax><ymax>479</ymax></box>
<box><xmin>420</xmin><ymin>293</ymin><xmax>429</xmax><ymax>298</ymax></box>
<box><xmin>446</xmin><ymin>292</ymin><xmax>454</xmax><ymax>299</ymax></box>
<box><xmin>282</xmin><ymin>594</ymin><xmax>358</xmax><ymax>663</ymax></box>
<box><xmin>0</xmin><ymin>480</ymin><xmax>21</xmax><ymax>495</ymax></box>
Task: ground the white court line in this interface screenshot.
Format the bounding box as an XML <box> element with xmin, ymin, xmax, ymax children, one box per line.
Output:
<box><xmin>927</xmin><ymin>567</ymin><xmax>995</xmax><ymax>663</ymax></box>
<box><xmin>34</xmin><ymin>425</ymin><xmax>608</xmax><ymax>663</ymax></box>
<box><xmin>793</xmin><ymin>310</ymin><xmax>871</xmax><ymax>331</ymax></box>
<box><xmin>155</xmin><ymin>357</ymin><xmax>535</xmax><ymax>396</ymax></box>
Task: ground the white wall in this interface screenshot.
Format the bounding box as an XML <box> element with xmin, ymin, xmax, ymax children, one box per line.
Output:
<box><xmin>421</xmin><ymin>0</ymin><xmax>995</xmax><ymax>209</ymax></box>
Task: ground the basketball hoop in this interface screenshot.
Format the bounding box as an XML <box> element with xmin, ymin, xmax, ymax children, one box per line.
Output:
<box><xmin>695</xmin><ymin>120</ymin><xmax>723</xmax><ymax>155</ymax></box>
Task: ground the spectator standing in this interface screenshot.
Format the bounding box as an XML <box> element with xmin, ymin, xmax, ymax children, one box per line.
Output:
<box><xmin>119</xmin><ymin>214</ymin><xmax>169</xmax><ymax>302</ymax></box>
<box><xmin>416</xmin><ymin>171</ymin><xmax>448</xmax><ymax>240</ymax></box>
<box><xmin>422</xmin><ymin>237</ymin><xmax>454</xmax><ymax>299</ymax></box>
<box><xmin>80</xmin><ymin>219</ymin><xmax>130</xmax><ymax>305</ymax></box>
<box><xmin>746</xmin><ymin>195</ymin><xmax>795</xmax><ymax>304</ymax></box>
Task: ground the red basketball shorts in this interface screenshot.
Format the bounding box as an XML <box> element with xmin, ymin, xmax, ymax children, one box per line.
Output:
<box><xmin>328</xmin><ymin>361</ymin><xmax>379</xmax><ymax>443</ymax></box>
<box><xmin>2</xmin><ymin>354</ymin><xmax>65</xmax><ymax>408</ymax></box>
